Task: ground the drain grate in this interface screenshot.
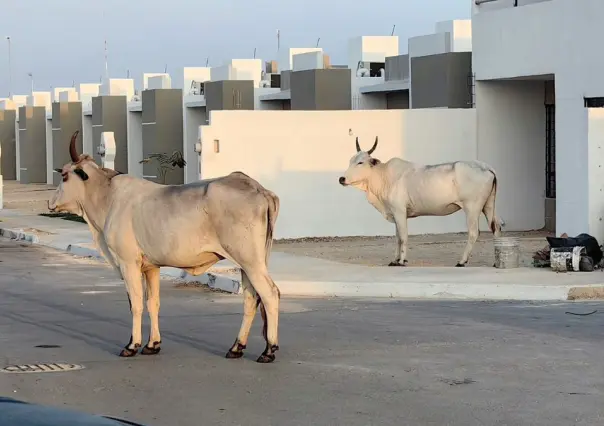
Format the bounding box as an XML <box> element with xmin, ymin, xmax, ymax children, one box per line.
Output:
<box><xmin>1</xmin><ymin>363</ymin><xmax>84</xmax><ymax>374</ymax></box>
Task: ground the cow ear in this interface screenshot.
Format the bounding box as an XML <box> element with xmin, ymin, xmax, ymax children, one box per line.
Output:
<box><xmin>73</xmin><ymin>168</ymin><xmax>89</xmax><ymax>181</ymax></box>
<box><xmin>369</xmin><ymin>158</ymin><xmax>381</xmax><ymax>166</ymax></box>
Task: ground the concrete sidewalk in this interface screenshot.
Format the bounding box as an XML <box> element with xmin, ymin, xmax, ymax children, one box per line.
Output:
<box><xmin>1</xmin><ymin>208</ymin><xmax>604</xmax><ymax>300</ymax></box>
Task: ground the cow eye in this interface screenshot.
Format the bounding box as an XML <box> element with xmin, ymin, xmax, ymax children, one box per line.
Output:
<box><xmin>357</xmin><ymin>161</ymin><xmax>364</xmax><ymax>165</ymax></box>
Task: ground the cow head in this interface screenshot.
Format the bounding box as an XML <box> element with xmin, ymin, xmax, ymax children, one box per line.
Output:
<box><xmin>48</xmin><ymin>131</ymin><xmax>118</xmax><ymax>215</ymax></box>
<box><xmin>338</xmin><ymin>136</ymin><xmax>380</xmax><ymax>189</ymax></box>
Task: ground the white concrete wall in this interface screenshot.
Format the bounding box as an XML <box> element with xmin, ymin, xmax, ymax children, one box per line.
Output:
<box><xmin>408</xmin><ymin>32</ymin><xmax>450</xmax><ymax>59</ymax></box>
<box><xmin>292</xmin><ymin>51</ymin><xmax>324</xmax><ymax>71</ymax></box>
<box><xmin>183</xmin><ymin>67</ymin><xmax>211</xmax><ymax>95</ymax></box>
<box><xmin>476</xmin><ymin>80</ymin><xmax>546</xmax><ymax>232</ymax></box>
<box><xmin>79</xmin><ymin>83</ymin><xmax>100</xmax><ymax>111</ymax></box>
<box><xmin>52</xmin><ymin>87</ymin><xmax>76</xmax><ymax>103</ymax></box>
<box><xmin>279</xmin><ymin>48</ymin><xmax>323</xmax><ymax>72</ymax></box>
<box><xmin>59</xmin><ymin>91</ymin><xmax>79</xmax><ymax>102</ymax></box>
<box><xmin>127</xmin><ymin>111</ymin><xmax>143</xmax><ymax>178</ymax></box>
<box><xmin>435</xmin><ymin>19</ymin><xmax>472</xmax><ymax>52</ymax></box>
<box><xmin>210</xmin><ymin>65</ymin><xmax>235</xmax><ymax>82</ymax></box>
<box><xmin>200</xmin><ymin>109</ymin><xmax>477</xmax><ymax>239</ymax></box>
<box><xmin>473</xmin><ymin>0</ymin><xmax>604</xmax><ymax>99</ymax></box>
<box><xmin>147</xmin><ymin>75</ymin><xmax>172</xmax><ymax>89</ymax></box>
<box><xmin>348</xmin><ymin>36</ymin><xmax>399</xmax><ymax>70</ymax></box>
<box><xmin>183</xmin><ymin>106</ymin><xmax>206</xmax><ymax>183</ymax></box>
<box><xmin>82</xmin><ymin>115</ymin><xmax>93</xmax><ymax>156</ymax></box>
<box><xmin>472</xmin><ymin>0</ymin><xmax>604</xmax><ymax>236</ymax></box>
<box><xmin>587</xmin><ymin>108</ymin><xmax>604</xmax><ymax>241</ymax></box>
<box><xmin>27</xmin><ymin>92</ymin><xmax>52</xmax><ymax>110</ymax></box>
<box><xmin>11</xmin><ymin>95</ymin><xmax>27</xmax><ymax>109</ymax></box>
<box><xmin>143</xmin><ymin>73</ymin><xmax>169</xmax><ymax>90</ymax></box>
<box><xmin>229</xmin><ymin>59</ymin><xmax>263</xmax><ymax>87</ymax></box>
<box><xmin>100</xmin><ymin>79</ymin><xmax>135</xmax><ymax>100</ymax></box>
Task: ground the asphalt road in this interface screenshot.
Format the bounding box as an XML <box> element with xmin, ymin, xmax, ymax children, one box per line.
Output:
<box><xmin>1</xmin><ymin>239</ymin><xmax>604</xmax><ymax>426</ymax></box>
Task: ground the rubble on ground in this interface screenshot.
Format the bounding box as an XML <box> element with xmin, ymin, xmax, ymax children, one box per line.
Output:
<box><xmin>532</xmin><ymin>232</ymin><xmax>604</xmax><ymax>271</ymax></box>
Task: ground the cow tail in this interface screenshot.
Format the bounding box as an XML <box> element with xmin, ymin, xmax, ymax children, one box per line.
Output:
<box><xmin>487</xmin><ymin>171</ymin><xmax>501</xmax><ymax>236</ymax></box>
<box><xmin>264</xmin><ymin>190</ymin><xmax>280</xmax><ymax>266</ymax></box>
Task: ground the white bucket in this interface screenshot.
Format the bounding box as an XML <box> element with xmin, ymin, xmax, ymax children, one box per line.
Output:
<box><xmin>493</xmin><ymin>237</ymin><xmax>520</xmax><ymax>269</ymax></box>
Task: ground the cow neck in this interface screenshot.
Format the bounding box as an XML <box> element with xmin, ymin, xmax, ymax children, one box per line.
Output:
<box><xmin>80</xmin><ymin>172</ymin><xmax>113</xmax><ymax>233</ymax></box>
<box><xmin>366</xmin><ymin>164</ymin><xmax>390</xmax><ymax>200</ymax></box>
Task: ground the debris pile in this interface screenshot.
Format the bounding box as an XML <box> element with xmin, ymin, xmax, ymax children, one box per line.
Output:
<box><xmin>532</xmin><ymin>233</ymin><xmax>603</xmax><ymax>272</ymax></box>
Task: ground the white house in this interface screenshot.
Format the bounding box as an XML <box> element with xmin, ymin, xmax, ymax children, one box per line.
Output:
<box><xmin>472</xmin><ymin>0</ymin><xmax>604</xmax><ymax>239</ymax></box>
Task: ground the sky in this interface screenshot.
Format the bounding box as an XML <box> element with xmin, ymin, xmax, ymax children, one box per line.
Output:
<box><xmin>0</xmin><ymin>0</ymin><xmax>470</xmax><ymax>96</ymax></box>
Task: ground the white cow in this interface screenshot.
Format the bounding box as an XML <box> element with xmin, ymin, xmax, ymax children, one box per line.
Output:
<box><xmin>49</xmin><ymin>132</ymin><xmax>281</xmax><ymax>363</ymax></box>
<box><xmin>339</xmin><ymin>136</ymin><xmax>502</xmax><ymax>267</ymax></box>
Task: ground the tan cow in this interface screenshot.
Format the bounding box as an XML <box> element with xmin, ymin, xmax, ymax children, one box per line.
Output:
<box><xmin>49</xmin><ymin>132</ymin><xmax>281</xmax><ymax>363</ymax></box>
<box><xmin>339</xmin><ymin>136</ymin><xmax>502</xmax><ymax>267</ymax></box>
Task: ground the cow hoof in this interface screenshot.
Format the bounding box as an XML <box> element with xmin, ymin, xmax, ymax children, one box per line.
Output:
<box><xmin>225</xmin><ymin>342</ymin><xmax>246</xmax><ymax>359</ymax></box>
<box><xmin>455</xmin><ymin>263</ymin><xmax>466</xmax><ymax>267</ymax></box>
<box><xmin>119</xmin><ymin>347</ymin><xmax>139</xmax><ymax>357</ymax></box>
<box><xmin>225</xmin><ymin>349</ymin><xmax>244</xmax><ymax>359</ymax></box>
<box><xmin>141</xmin><ymin>345</ymin><xmax>161</xmax><ymax>356</ymax></box>
<box><xmin>256</xmin><ymin>353</ymin><xmax>276</xmax><ymax>363</ymax></box>
<box><xmin>388</xmin><ymin>261</ymin><xmax>407</xmax><ymax>267</ymax></box>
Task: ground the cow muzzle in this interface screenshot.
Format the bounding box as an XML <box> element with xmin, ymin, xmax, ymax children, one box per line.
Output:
<box><xmin>338</xmin><ymin>176</ymin><xmax>347</xmax><ymax>186</ymax></box>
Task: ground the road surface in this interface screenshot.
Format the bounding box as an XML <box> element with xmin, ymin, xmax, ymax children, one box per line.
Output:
<box><xmin>1</xmin><ymin>239</ymin><xmax>603</xmax><ymax>425</ymax></box>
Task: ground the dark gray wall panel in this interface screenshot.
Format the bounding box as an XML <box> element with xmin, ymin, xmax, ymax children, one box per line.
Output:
<box><xmin>18</xmin><ymin>106</ymin><xmax>47</xmax><ymax>184</ymax></box>
<box><xmin>52</xmin><ymin>102</ymin><xmax>83</xmax><ymax>186</ymax></box>
<box><xmin>141</xmin><ymin>89</ymin><xmax>184</xmax><ymax>185</ymax></box>
<box><xmin>0</xmin><ymin>109</ymin><xmax>17</xmax><ymax>179</ymax></box>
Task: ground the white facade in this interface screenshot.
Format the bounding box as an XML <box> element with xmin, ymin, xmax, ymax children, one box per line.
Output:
<box><xmin>348</xmin><ymin>36</ymin><xmax>399</xmax><ymax>71</ymax></box>
<box><xmin>472</xmin><ymin>0</ymin><xmax>604</xmax><ymax>239</ymax></box>
<box><xmin>292</xmin><ymin>51</ymin><xmax>325</xmax><ymax>72</ymax></box>
<box><xmin>200</xmin><ymin>109</ymin><xmax>478</xmax><ymax>239</ymax></box>
<box><xmin>279</xmin><ymin>48</ymin><xmax>323</xmax><ymax>72</ymax></box>
<box><xmin>52</xmin><ymin>87</ymin><xmax>76</xmax><ymax>103</ymax></box>
<box><xmin>100</xmin><ymin>78</ymin><xmax>135</xmax><ymax>100</ymax></box>
<box><xmin>146</xmin><ymin>75</ymin><xmax>172</xmax><ymax>89</ymax></box>
<box><xmin>408</xmin><ymin>19</ymin><xmax>471</xmax><ymax>59</ymax></box>
<box><xmin>143</xmin><ymin>73</ymin><xmax>170</xmax><ymax>90</ymax></box>
<box><xmin>79</xmin><ymin>83</ymin><xmax>101</xmax><ymax>113</ymax></box>
<box><xmin>210</xmin><ymin>59</ymin><xmax>263</xmax><ymax>87</ymax></box>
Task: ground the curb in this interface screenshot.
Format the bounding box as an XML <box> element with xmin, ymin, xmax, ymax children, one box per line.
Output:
<box><xmin>275</xmin><ymin>280</ymin><xmax>604</xmax><ymax>301</ymax></box>
<box><xmin>0</xmin><ymin>227</ymin><xmax>41</xmax><ymax>244</ymax></box>
<box><xmin>0</xmin><ymin>225</ymin><xmax>241</xmax><ymax>295</ymax></box>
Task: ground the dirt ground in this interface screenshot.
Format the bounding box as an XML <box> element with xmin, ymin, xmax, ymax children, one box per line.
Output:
<box><xmin>4</xmin><ymin>180</ymin><xmax>552</xmax><ymax>267</ymax></box>
<box><xmin>274</xmin><ymin>230</ymin><xmax>552</xmax><ymax>267</ymax></box>
<box><xmin>2</xmin><ymin>180</ymin><xmax>56</xmax><ymax>213</ymax></box>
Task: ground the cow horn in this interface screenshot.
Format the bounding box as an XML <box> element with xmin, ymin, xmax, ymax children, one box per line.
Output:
<box><xmin>355</xmin><ymin>137</ymin><xmax>361</xmax><ymax>152</ymax></box>
<box><xmin>367</xmin><ymin>136</ymin><xmax>378</xmax><ymax>155</ymax></box>
<box><xmin>69</xmin><ymin>130</ymin><xmax>80</xmax><ymax>162</ymax></box>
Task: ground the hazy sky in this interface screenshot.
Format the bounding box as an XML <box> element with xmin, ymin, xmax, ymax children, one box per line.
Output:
<box><xmin>1</xmin><ymin>0</ymin><xmax>469</xmax><ymax>96</ymax></box>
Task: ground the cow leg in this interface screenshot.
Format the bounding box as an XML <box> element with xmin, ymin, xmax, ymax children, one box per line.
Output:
<box><xmin>458</xmin><ymin>206</ymin><xmax>481</xmax><ymax>267</ymax></box>
<box><xmin>141</xmin><ymin>267</ymin><xmax>162</xmax><ymax>355</ymax></box>
<box><xmin>226</xmin><ymin>271</ymin><xmax>258</xmax><ymax>359</ymax></box>
<box><xmin>389</xmin><ymin>211</ymin><xmax>409</xmax><ymax>266</ymax></box>
<box><xmin>244</xmin><ymin>267</ymin><xmax>280</xmax><ymax>363</ymax></box>
<box><xmin>119</xmin><ymin>265</ymin><xmax>144</xmax><ymax>357</ymax></box>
